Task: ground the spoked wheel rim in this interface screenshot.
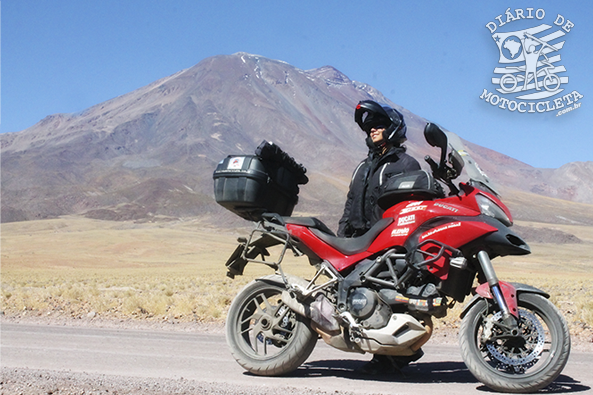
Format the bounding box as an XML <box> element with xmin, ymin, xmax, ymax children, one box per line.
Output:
<box><xmin>236</xmin><ymin>288</ymin><xmax>298</xmax><ymax>360</ymax></box>
<box><xmin>500</xmin><ymin>74</ymin><xmax>518</xmax><ymax>92</ymax></box>
<box><xmin>461</xmin><ymin>293</ymin><xmax>570</xmax><ymax>392</ymax></box>
<box><xmin>475</xmin><ymin>304</ymin><xmax>555</xmax><ymax>378</ymax></box>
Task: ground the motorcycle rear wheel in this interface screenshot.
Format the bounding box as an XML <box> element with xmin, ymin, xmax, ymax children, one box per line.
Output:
<box><xmin>226</xmin><ymin>277</ymin><xmax>318</xmax><ymax>376</ymax></box>
<box><xmin>459</xmin><ymin>293</ymin><xmax>570</xmax><ymax>393</ymax></box>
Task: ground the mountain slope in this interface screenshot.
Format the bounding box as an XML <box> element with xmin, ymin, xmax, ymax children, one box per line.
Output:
<box><xmin>2</xmin><ymin>52</ymin><xmax>592</xmax><ymax>227</ymax></box>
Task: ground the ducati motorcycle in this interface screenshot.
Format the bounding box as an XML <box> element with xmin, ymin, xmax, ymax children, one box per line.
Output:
<box><xmin>214</xmin><ymin>123</ymin><xmax>570</xmax><ymax>393</ymax></box>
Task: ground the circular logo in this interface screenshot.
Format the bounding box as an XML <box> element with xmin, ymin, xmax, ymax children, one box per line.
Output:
<box><xmin>501</xmin><ymin>36</ymin><xmax>523</xmax><ymax>59</ymax></box>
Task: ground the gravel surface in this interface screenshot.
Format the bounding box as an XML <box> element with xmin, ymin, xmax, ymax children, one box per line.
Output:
<box><xmin>0</xmin><ymin>368</ymin><xmax>374</xmax><ymax>395</ymax></box>
<box><xmin>0</xmin><ymin>367</ymin><xmax>368</xmax><ymax>395</ymax></box>
<box><xmin>1</xmin><ymin>317</ymin><xmax>369</xmax><ymax>395</ymax></box>
<box><xmin>2</xmin><ymin>315</ymin><xmax>591</xmax><ymax>395</ymax></box>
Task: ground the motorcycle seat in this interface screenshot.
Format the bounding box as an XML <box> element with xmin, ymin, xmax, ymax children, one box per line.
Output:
<box><xmin>309</xmin><ymin>218</ymin><xmax>394</xmax><ymax>255</ymax></box>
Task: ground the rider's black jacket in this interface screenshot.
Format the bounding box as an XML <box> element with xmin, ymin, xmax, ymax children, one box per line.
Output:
<box><xmin>337</xmin><ymin>145</ymin><xmax>421</xmax><ymax>237</ymax></box>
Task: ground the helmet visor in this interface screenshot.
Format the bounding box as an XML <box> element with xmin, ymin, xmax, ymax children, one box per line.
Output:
<box><xmin>361</xmin><ymin>114</ymin><xmax>391</xmax><ymax>134</ymax></box>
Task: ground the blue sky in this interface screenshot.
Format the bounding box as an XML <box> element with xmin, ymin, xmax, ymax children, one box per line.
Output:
<box><xmin>2</xmin><ymin>1</ymin><xmax>591</xmax><ymax>168</ymax></box>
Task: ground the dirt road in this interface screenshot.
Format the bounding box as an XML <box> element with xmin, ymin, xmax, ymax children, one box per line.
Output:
<box><xmin>1</xmin><ymin>323</ymin><xmax>591</xmax><ymax>394</ymax></box>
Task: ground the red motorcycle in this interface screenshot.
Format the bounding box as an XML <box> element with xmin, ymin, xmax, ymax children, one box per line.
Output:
<box><xmin>213</xmin><ymin>123</ymin><xmax>570</xmax><ymax>393</ymax></box>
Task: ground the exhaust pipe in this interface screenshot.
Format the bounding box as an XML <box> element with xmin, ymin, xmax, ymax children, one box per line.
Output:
<box><xmin>281</xmin><ymin>291</ymin><xmax>310</xmax><ymax>317</ymax></box>
<box><xmin>282</xmin><ymin>291</ymin><xmax>340</xmax><ymax>334</ymax></box>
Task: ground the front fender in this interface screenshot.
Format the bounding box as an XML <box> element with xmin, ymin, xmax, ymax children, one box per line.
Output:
<box><xmin>460</xmin><ymin>282</ymin><xmax>549</xmax><ymax>319</ymax></box>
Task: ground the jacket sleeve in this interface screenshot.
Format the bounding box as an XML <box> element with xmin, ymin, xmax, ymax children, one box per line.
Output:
<box><xmin>337</xmin><ymin>160</ymin><xmax>366</xmax><ymax>237</ymax></box>
<box><xmin>409</xmin><ymin>156</ymin><xmax>422</xmax><ymax>170</ymax></box>
<box><xmin>337</xmin><ymin>188</ymin><xmax>354</xmax><ymax>237</ymax></box>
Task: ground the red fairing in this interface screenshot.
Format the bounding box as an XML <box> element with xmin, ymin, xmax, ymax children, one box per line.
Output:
<box><xmin>418</xmin><ymin>220</ymin><xmax>498</xmax><ymax>248</ymax></box>
<box><xmin>375</xmin><ymin>190</ymin><xmax>499</xmax><ymax>280</ymax></box>
<box><xmin>375</xmin><ymin>197</ymin><xmax>482</xmax><ymax>256</ymax></box>
<box><xmin>476</xmin><ymin>281</ymin><xmax>519</xmax><ymax>318</ymax></box>
<box><xmin>417</xmin><ymin>221</ymin><xmax>497</xmax><ymax>279</ymax></box>
<box><xmin>459</xmin><ymin>183</ymin><xmax>513</xmax><ymax>223</ymax></box>
<box><xmin>286</xmin><ymin>182</ymin><xmax>503</xmax><ymax>274</ymax></box>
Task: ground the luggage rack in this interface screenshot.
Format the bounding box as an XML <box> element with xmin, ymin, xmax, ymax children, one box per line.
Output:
<box><xmin>244</xmin><ymin>220</ymin><xmax>294</xmax><ymax>267</ymax></box>
<box><xmin>225</xmin><ymin>214</ymin><xmax>295</xmax><ymax>278</ymax></box>
<box><xmin>225</xmin><ymin>214</ymin><xmax>341</xmax><ymax>298</ymax></box>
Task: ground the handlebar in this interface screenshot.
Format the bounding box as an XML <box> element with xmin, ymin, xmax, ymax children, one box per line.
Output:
<box><xmin>425</xmin><ymin>155</ymin><xmax>439</xmax><ymax>172</ymax></box>
<box><xmin>524</xmin><ymin>32</ymin><xmax>558</xmax><ymax>52</ymax></box>
<box><xmin>425</xmin><ymin>155</ymin><xmax>460</xmax><ymax>196</ymax></box>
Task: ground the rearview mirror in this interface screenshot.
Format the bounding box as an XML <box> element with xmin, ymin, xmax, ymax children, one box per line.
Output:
<box><xmin>424</xmin><ymin>122</ymin><xmax>448</xmax><ymax>166</ymax></box>
<box><xmin>424</xmin><ymin>123</ymin><xmax>448</xmax><ymax>150</ymax></box>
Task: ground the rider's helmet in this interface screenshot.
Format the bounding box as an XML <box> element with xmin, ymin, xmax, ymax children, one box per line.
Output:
<box><xmin>354</xmin><ymin>100</ymin><xmax>407</xmax><ymax>146</ymax></box>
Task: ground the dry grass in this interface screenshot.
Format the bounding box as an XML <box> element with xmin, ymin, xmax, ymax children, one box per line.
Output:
<box><xmin>0</xmin><ymin>216</ymin><xmax>313</xmax><ymax>323</ymax></box>
<box><xmin>1</xmin><ymin>216</ymin><xmax>592</xmax><ymax>345</ymax></box>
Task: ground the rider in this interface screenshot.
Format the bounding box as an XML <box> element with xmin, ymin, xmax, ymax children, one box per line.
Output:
<box><xmin>338</xmin><ymin>100</ymin><xmax>421</xmax><ymax>237</ymax></box>
<box><xmin>522</xmin><ymin>36</ymin><xmax>544</xmax><ymax>91</ymax></box>
<box><xmin>338</xmin><ymin>100</ymin><xmax>424</xmax><ymax>374</ymax></box>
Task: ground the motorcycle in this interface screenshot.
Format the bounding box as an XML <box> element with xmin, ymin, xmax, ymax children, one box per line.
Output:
<box><xmin>213</xmin><ymin>123</ymin><xmax>570</xmax><ymax>393</ymax></box>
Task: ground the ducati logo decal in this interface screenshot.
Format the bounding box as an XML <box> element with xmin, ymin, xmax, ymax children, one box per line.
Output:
<box><xmin>434</xmin><ymin>202</ymin><xmax>459</xmax><ymax>213</ymax></box>
<box><xmin>397</xmin><ymin>215</ymin><xmax>416</xmax><ymax>226</ymax></box>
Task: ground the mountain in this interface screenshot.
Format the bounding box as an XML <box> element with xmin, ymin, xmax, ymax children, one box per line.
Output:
<box><xmin>464</xmin><ymin>141</ymin><xmax>593</xmax><ymax>205</ymax></box>
<box><xmin>2</xmin><ymin>52</ymin><xmax>593</xmax><ymax>228</ymax></box>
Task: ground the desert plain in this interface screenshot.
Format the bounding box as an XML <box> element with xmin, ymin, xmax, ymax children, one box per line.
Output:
<box><xmin>1</xmin><ymin>216</ymin><xmax>592</xmax><ymax>349</ymax></box>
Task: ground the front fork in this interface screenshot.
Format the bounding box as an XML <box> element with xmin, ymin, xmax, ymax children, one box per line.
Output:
<box><xmin>475</xmin><ymin>251</ymin><xmax>520</xmax><ymax>334</ymax></box>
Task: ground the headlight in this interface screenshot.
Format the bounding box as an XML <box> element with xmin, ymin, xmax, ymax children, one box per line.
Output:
<box><xmin>475</xmin><ymin>194</ymin><xmax>512</xmax><ymax>226</ymax></box>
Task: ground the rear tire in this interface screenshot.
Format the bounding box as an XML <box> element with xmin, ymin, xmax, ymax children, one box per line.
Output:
<box><xmin>226</xmin><ymin>277</ymin><xmax>318</xmax><ymax>376</ymax></box>
<box><xmin>460</xmin><ymin>293</ymin><xmax>570</xmax><ymax>393</ymax></box>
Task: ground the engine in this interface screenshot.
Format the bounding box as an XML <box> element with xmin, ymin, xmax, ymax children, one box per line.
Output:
<box><xmin>347</xmin><ymin>288</ymin><xmax>391</xmax><ymax>329</ymax></box>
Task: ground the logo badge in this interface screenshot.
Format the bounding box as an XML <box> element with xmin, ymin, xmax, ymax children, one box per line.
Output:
<box><xmin>227</xmin><ymin>157</ymin><xmax>245</xmax><ymax>170</ymax></box>
<box><xmin>398</xmin><ymin>214</ymin><xmax>416</xmax><ymax>226</ymax></box>
<box><xmin>391</xmin><ymin>227</ymin><xmax>410</xmax><ymax>238</ymax></box>
<box><xmin>480</xmin><ymin>8</ymin><xmax>583</xmax><ymax>115</ymax></box>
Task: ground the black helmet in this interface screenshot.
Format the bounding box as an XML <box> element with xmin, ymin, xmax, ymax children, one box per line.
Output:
<box><xmin>354</xmin><ymin>100</ymin><xmax>407</xmax><ymax>146</ymax></box>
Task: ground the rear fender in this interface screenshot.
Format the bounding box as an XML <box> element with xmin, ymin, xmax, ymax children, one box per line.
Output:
<box><xmin>255</xmin><ymin>274</ymin><xmax>286</xmax><ymax>287</ymax></box>
<box><xmin>460</xmin><ymin>282</ymin><xmax>549</xmax><ymax>319</ymax></box>
<box><xmin>255</xmin><ymin>274</ymin><xmax>310</xmax><ymax>291</ymax></box>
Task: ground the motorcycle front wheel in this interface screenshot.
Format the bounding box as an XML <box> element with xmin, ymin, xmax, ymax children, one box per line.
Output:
<box><xmin>226</xmin><ymin>277</ymin><xmax>318</xmax><ymax>376</ymax></box>
<box><xmin>460</xmin><ymin>293</ymin><xmax>570</xmax><ymax>393</ymax></box>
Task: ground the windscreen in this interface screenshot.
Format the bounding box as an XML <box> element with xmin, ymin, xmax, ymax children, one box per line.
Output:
<box><xmin>444</xmin><ymin>131</ymin><xmax>500</xmax><ymax>196</ymax></box>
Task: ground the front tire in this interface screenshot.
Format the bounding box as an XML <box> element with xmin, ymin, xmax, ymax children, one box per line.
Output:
<box><xmin>226</xmin><ymin>277</ymin><xmax>318</xmax><ymax>376</ymax></box>
<box><xmin>544</xmin><ymin>74</ymin><xmax>561</xmax><ymax>91</ymax></box>
<box><xmin>459</xmin><ymin>293</ymin><xmax>570</xmax><ymax>393</ymax></box>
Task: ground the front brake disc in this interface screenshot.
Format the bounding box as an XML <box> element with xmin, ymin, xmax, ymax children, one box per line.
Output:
<box><xmin>484</xmin><ymin>310</ymin><xmax>546</xmax><ymax>369</ymax></box>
